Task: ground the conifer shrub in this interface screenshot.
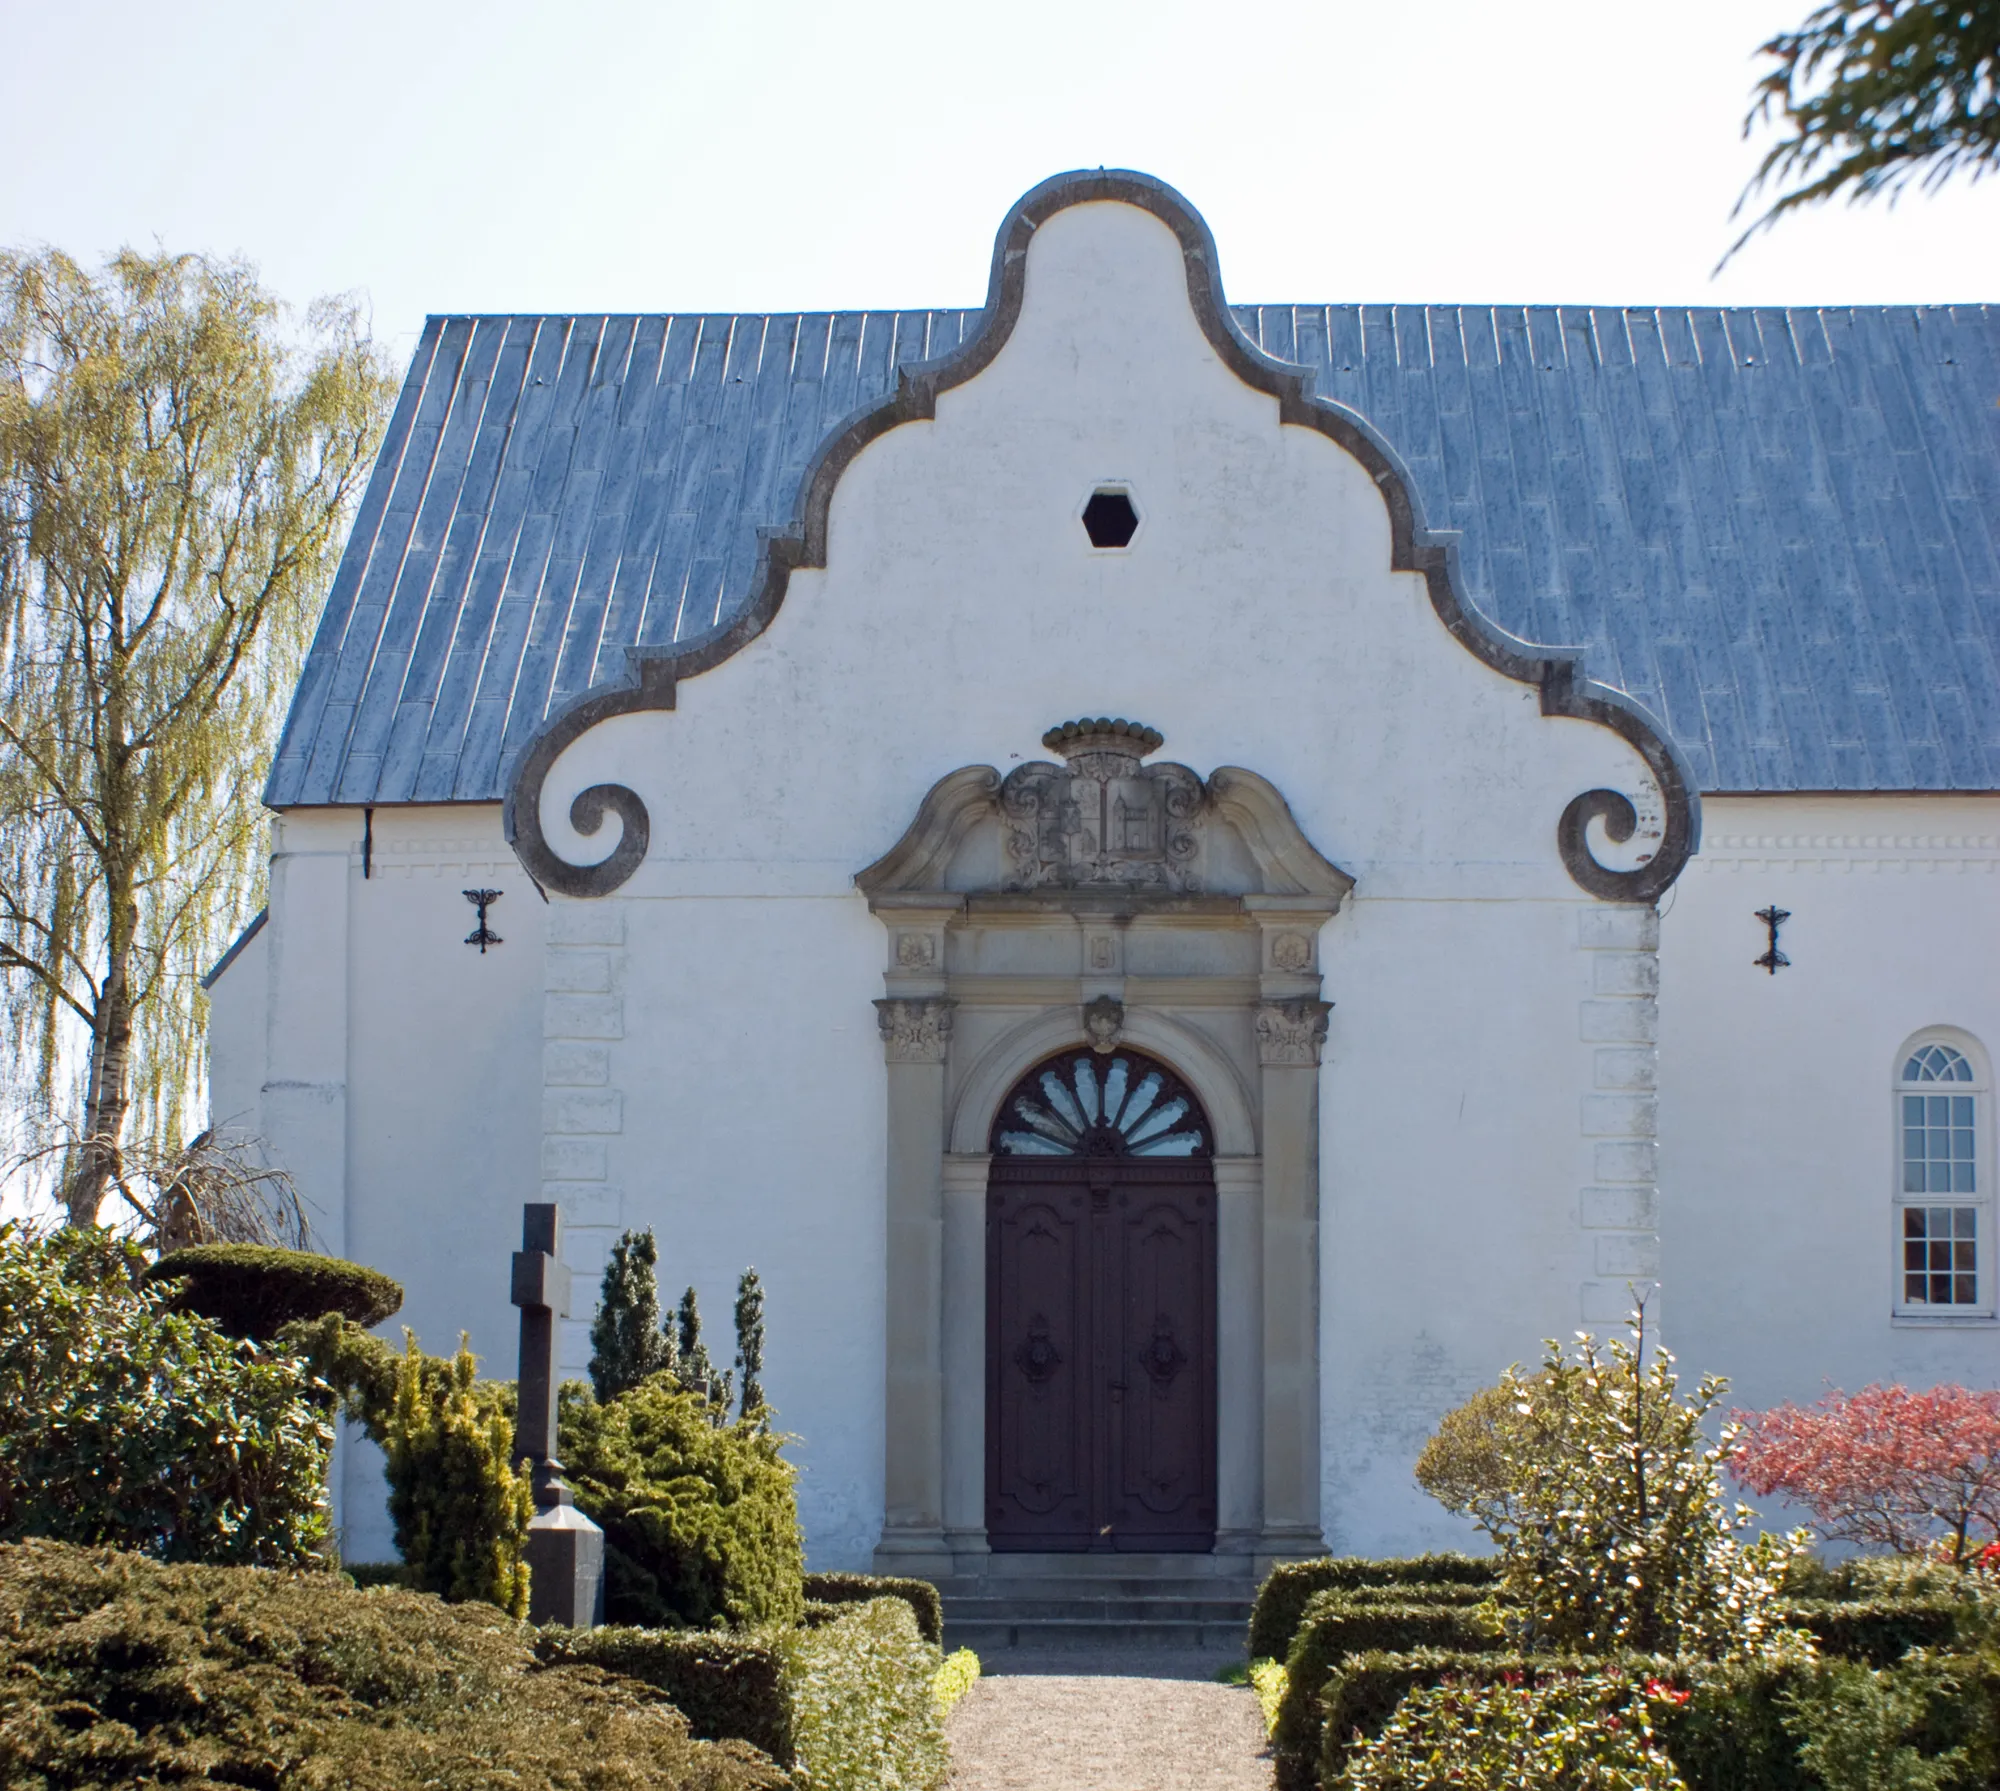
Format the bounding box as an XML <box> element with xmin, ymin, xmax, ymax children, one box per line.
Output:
<box><xmin>590</xmin><ymin>1228</ymin><xmax>678</xmax><ymax>1402</ymax></box>
<box><xmin>538</xmin><ymin>1624</ymin><xmax>795</xmax><ymax>1766</ymax></box>
<box><xmin>1246</xmin><ymin>1552</ymin><xmax>1498</xmax><ymax>1663</ymax></box>
<box><xmin>803</xmin><ymin>1572</ymin><xmax>944</xmax><ymax>1644</ymax></box>
<box><xmin>559</xmin><ymin>1376</ymin><xmax>805</xmax><ymax>1631</ymax></box>
<box><xmin>782</xmin><ymin>1597</ymin><xmax>948</xmax><ymax>1791</ymax></box>
<box><xmin>143</xmin><ymin>1242</ymin><xmax>402</xmax><ymax>1340</ymax></box>
<box><xmin>735</xmin><ymin>1268</ymin><xmax>767</xmax><ymax>1422</ymax></box>
<box><xmin>0</xmin><ymin>1537</ymin><xmax>789</xmax><ymax>1791</ymax></box>
<box><xmin>0</xmin><ymin>1225</ymin><xmax>331</xmax><ymax>1566</ymax></box>
<box><xmin>289</xmin><ymin>1315</ymin><xmax>532</xmax><ymax>1616</ymax></box>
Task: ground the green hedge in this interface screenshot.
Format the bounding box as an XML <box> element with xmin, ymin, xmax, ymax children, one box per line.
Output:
<box><xmin>540</xmin><ymin>1598</ymin><xmax>949</xmax><ymax>1789</ymax></box>
<box><xmin>1274</xmin><ymin>1595</ymin><xmax>1505</xmax><ymax>1791</ymax></box>
<box><xmin>144</xmin><ymin>1244</ymin><xmax>403</xmax><ymax>1340</ymax></box>
<box><xmin>0</xmin><ymin>1538</ymin><xmax>787</xmax><ymax>1791</ymax></box>
<box><xmin>1248</xmin><ymin>1552</ymin><xmax>1498</xmax><ymax>1662</ymax></box>
<box><xmin>536</xmin><ymin>1624</ymin><xmax>794</xmax><ymax>1766</ymax></box>
<box><xmin>1316</xmin><ymin>1645</ymin><xmax>2000</xmax><ymax>1791</ymax></box>
<box><xmin>783</xmin><ymin>1596</ymin><xmax>947</xmax><ymax>1791</ymax></box>
<box><xmin>803</xmin><ymin>1571</ymin><xmax>944</xmax><ymax>1645</ymax></box>
<box><xmin>1778</xmin><ymin>1596</ymin><xmax>1965</xmax><ymax>1666</ymax></box>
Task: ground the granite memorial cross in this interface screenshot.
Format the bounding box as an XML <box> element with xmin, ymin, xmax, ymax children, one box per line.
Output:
<box><xmin>511</xmin><ymin>1202</ymin><xmax>604</xmax><ymax>1627</ymax></box>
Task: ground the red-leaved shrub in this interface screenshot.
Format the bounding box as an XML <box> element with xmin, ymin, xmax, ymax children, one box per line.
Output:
<box><xmin>1731</xmin><ymin>1383</ymin><xmax>2000</xmax><ymax>1563</ymax></box>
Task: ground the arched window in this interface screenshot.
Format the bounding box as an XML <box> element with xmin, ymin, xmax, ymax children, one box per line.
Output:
<box><xmin>991</xmin><ymin>1046</ymin><xmax>1211</xmax><ymax>1158</ymax></box>
<box><xmin>1896</xmin><ymin>1035</ymin><xmax>1991</xmax><ymax>1315</ymax></box>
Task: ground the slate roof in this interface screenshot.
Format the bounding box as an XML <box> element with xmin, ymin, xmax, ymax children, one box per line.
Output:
<box><xmin>267</xmin><ymin>303</ymin><xmax>2000</xmax><ymax>807</ymax></box>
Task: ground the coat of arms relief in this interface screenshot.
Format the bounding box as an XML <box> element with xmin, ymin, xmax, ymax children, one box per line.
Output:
<box><xmin>1001</xmin><ymin>719</ymin><xmax>1205</xmax><ymax>892</ymax></box>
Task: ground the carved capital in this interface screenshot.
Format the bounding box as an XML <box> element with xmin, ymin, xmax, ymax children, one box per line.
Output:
<box><xmin>875</xmin><ymin>997</ymin><xmax>956</xmax><ymax>1064</ymax></box>
<box><xmin>1256</xmin><ymin>997</ymin><xmax>1332</xmax><ymax>1067</ymax></box>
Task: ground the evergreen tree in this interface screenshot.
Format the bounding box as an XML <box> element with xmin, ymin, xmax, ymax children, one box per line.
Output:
<box><xmin>675</xmin><ymin>1286</ymin><xmax>727</xmax><ymax>1409</ymax></box>
<box><xmin>588</xmin><ymin>1229</ymin><xmax>673</xmax><ymax>1403</ymax></box>
<box><xmin>734</xmin><ymin>1267</ymin><xmax>767</xmax><ymax>1425</ymax></box>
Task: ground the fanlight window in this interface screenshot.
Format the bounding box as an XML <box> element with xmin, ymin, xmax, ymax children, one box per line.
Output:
<box><xmin>1895</xmin><ymin>1037</ymin><xmax>1987</xmax><ymax>1313</ymax></box>
<box><xmin>993</xmin><ymin>1048</ymin><xmax>1210</xmax><ymax>1158</ymax></box>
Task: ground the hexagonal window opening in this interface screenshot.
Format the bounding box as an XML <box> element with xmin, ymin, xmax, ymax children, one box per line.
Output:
<box><xmin>1081</xmin><ymin>487</ymin><xmax>1140</xmax><ymax>549</ymax></box>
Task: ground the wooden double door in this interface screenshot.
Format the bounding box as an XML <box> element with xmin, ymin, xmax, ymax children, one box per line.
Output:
<box><xmin>985</xmin><ymin>1046</ymin><xmax>1218</xmax><ymax>1552</ymax></box>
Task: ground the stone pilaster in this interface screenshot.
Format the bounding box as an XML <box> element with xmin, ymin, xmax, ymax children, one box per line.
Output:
<box><xmin>1577</xmin><ymin>907</ymin><xmax>1661</xmax><ymax>1324</ymax></box>
<box><xmin>874</xmin><ymin>995</ymin><xmax>955</xmax><ymax>1573</ymax></box>
<box><xmin>1255</xmin><ymin>995</ymin><xmax>1331</xmax><ymax>1559</ymax></box>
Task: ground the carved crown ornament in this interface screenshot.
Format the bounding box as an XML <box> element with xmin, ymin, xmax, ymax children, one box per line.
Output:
<box><xmin>499</xmin><ymin>171</ymin><xmax>1698</xmax><ymax>906</ymax></box>
<box><xmin>856</xmin><ymin>718</ymin><xmax>1355</xmax><ymax>911</ymax></box>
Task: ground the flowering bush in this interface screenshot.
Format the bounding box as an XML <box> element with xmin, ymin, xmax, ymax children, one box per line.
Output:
<box><xmin>1419</xmin><ymin>1308</ymin><xmax>1805</xmax><ymax>1657</ymax></box>
<box><xmin>932</xmin><ymin>1647</ymin><xmax>980</xmax><ymax>1719</ymax></box>
<box><xmin>0</xmin><ymin>1224</ymin><xmax>331</xmax><ymax>1566</ymax></box>
<box><xmin>1733</xmin><ymin>1384</ymin><xmax>2000</xmax><ymax>1566</ymax></box>
<box><xmin>1335</xmin><ymin>1669</ymin><xmax>1690</xmax><ymax>1791</ymax></box>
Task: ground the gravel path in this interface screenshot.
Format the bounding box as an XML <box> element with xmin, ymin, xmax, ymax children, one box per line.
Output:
<box><xmin>946</xmin><ymin>1651</ymin><xmax>1272</xmax><ymax>1791</ymax></box>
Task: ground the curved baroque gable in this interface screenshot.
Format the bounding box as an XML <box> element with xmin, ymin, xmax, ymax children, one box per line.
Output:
<box><xmin>504</xmin><ymin>169</ymin><xmax>1699</xmax><ymax>905</ymax></box>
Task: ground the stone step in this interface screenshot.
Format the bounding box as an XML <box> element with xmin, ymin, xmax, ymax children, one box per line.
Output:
<box><xmin>944</xmin><ymin>1617</ymin><xmax>1250</xmax><ymax>1651</ymax></box>
<box><xmin>967</xmin><ymin>1552</ymin><xmax>1253</xmax><ymax>1578</ymax></box>
<box><xmin>933</xmin><ymin>1577</ymin><xmax>1255</xmax><ymax>1603</ymax></box>
<box><xmin>944</xmin><ymin>1596</ymin><xmax>1252</xmax><ymax>1624</ymax></box>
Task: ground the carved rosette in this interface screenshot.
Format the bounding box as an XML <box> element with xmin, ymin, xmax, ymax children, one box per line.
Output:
<box><xmin>1001</xmin><ymin>718</ymin><xmax>1204</xmax><ymax>892</ymax></box>
<box><xmin>874</xmin><ymin>997</ymin><xmax>956</xmax><ymax>1064</ymax></box>
<box><xmin>1256</xmin><ymin>997</ymin><xmax>1332</xmax><ymax>1067</ymax></box>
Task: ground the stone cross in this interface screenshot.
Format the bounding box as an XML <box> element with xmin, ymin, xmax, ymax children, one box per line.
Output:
<box><xmin>510</xmin><ymin>1202</ymin><xmax>604</xmax><ymax>1627</ymax></box>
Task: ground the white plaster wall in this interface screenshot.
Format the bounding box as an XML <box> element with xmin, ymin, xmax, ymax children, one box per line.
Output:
<box><xmin>1659</xmin><ymin>794</ymin><xmax>2000</xmax><ymax>1528</ymax></box>
<box><xmin>204</xmin><ymin>919</ymin><xmax>267</xmax><ymax>1143</ymax></box>
<box><xmin>510</xmin><ymin>199</ymin><xmax>1667</xmax><ymax>1562</ymax></box>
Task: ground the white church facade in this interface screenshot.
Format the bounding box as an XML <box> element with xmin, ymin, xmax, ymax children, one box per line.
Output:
<box><xmin>206</xmin><ymin>171</ymin><xmax>2000</xmax><ymax>1574</ymax></box>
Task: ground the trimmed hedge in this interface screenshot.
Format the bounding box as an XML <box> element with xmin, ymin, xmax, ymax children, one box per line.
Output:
<box><xmin>1248</xmin><ymin>1552</ymin><xmax>1498</xmax><ymax>1662</ymax></box>
<box><xmin>1779</xmin><ymin>1596</ymin><xmax>1965</xmax><ymax>1666</ymax></box>
<box><xmin>0</xmin><ymin>1538</ymin><xmax>788</xmax><ymax>1791</ymax></box>
<box><xmin>804</xmin><ymin>1570</ymin><xmax>944</xmax><ymax>1645</ymax></box>
<box><xmin>540</xmin><ymin>1600</ymin><xmax>951</xmax><ymax>1789</ymax></box>
<box><xmin>537</xmin><ymin>1624</ymin><xmax>795</xmax><ymax>1766</ymax></box>
<box><xmin>1273</xmin><ymin>1595</ymin><xmax>1505</xmax><ymax>1790</ymax></box>
<box><xmin>783</xmin><ymin>1597</ymin><xmax>947</xmax><ymax>1791</ymax></box>
<box><xmin>145</xmin><ymin>1244</ymin><xmax>403</xmax><ymax>1340</ymax></box>
<box><xmin>1315</xmin><ymin>1644</ymin><xmax>2000</xmax><ymax>1791</ymax></box>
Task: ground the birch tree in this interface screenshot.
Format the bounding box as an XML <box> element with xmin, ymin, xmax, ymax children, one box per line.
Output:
<box><xmin>0</xmin><ymin>247</ymin><xmax>393</xmax><ymax>1225</ymax></box>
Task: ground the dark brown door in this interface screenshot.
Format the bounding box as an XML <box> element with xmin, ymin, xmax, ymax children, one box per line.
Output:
<box><xmin>986</xmin><ymin>1046</ymin><xmax>1217</xmax><ymax>1552</ymax></box>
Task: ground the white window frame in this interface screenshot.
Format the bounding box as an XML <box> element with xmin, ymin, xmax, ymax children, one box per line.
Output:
<box><xmin>1892</xmin><ymin>1028</ymin><xmax>1995</xmax><ymax>1323</ymax></box>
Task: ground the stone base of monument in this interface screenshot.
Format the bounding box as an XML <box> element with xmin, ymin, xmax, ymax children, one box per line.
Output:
<box><xmin>525</xmin><ymin>1502</ymin><xmax>605</xmax><ymax>1628</ymax></box>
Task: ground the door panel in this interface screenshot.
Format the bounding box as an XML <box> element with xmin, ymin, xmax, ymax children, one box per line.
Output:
<box><xmin>987</xmin><ymin>1161</ymin><xmax>1215</xmax><ymax>1551</ymax></box>
<box><xmin>1106</xmin><ymin>1186</ymin><xmax>1215</xmax><ymax>1546</ymax></box>
<box><xmin>986</xmin><ymin>1185</ymin><xmax>1093</xmax><ymax>1546</ymax></box>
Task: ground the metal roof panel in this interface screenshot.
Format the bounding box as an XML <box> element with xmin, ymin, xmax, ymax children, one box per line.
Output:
<box><xmin>266</xmin><ymin>302</ymin><xmax>2000</xmax><ymax>807</ymax></box>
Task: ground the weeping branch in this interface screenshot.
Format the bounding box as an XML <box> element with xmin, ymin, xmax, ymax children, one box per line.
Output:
<box><xmin>0</xmin><ymin>249</ymin><xmax>395</xmax><ymax>1222</ymax></box>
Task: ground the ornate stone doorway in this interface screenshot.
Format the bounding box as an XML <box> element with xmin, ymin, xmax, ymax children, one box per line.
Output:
<box><xmin>858</xmin><ymin>718</ymin><xmax>1353</xmax><ymax>1578</ymax></box>
<box><xmin>986</xmin><ymin>1046</ymin><xmax>1217</xmax><ymax>1551</ymax></box>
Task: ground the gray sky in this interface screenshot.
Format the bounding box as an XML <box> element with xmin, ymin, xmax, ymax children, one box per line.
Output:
<box><xmin>5</xmin><ymin>0</ymin><xmax>1997</xmax><ymax>373</ymax></box>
